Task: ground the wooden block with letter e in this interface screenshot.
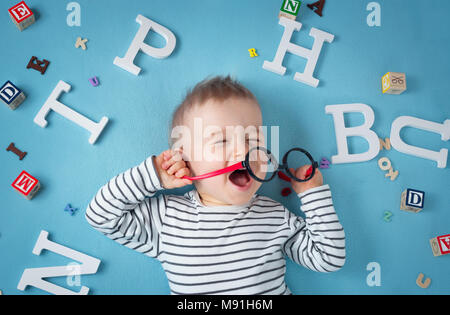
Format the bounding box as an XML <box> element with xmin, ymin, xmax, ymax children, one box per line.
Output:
<box><xmin>8</xmin><ymin>1</ymin><xmax>35</xmax><ymax>31</ymax></box>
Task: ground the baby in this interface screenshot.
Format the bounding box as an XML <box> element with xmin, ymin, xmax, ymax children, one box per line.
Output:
<box><xmin>85</xmin><ymin>76</ymin><xmax>346</xmax><ymax>295</ymax></box>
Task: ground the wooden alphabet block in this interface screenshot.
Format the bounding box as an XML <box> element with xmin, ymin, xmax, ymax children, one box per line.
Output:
<box><xmin>382</xmin><ymin>72</ymin><xmax>407</xmax><ymax>94</ymax></box>
<box><xmin>11</xmin><ymin>170</ymin><xmax>40</xmax><ymax>200</ymax></box>
<box><xmin>429</xmin><ymin>234</ymin><xmax>450</xmax><ymax>257</ymax></box>
<box><xmin>0</xmin><ymin>81</ymin><xmax>26</xmax><ymax>110</ymax></box>
<box><xmin>279</xmin><ymin>0</ymin><xmax>301</xmax><ymax>20</ymax></box>
<box><xmin>400</xmin><ymin>188</ymin><xmax>425</xmax><ymax>213</ymax></box>
<box><xmin>8</xmin><ymin>1</ymin><xmax>35</xmax><ymax>31</ymax></box>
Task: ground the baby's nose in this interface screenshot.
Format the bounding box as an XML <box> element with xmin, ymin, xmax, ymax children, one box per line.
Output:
<box><xmin>231</xmin><ymin>144</ymin><xmax>247</xmax><ymax>162</ymax></box>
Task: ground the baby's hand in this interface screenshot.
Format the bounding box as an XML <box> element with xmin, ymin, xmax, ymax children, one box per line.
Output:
<box><xmin>289</xmin><ymin>165</ymin><xmax>323</xmax><ymax>195</ymax></box>
<box><xmin>153</xmin><ymin>149</ymin><xmax>193</xmax><ymax>189</ymax></box>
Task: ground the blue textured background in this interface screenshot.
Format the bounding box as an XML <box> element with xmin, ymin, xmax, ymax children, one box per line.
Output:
<box><xmin>1</xmin><ymin>0</ymin><xmax>449</xmax><ymax>295</ymax></box>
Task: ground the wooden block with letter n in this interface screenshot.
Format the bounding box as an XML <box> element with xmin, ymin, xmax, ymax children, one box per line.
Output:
<box><xmin>382</xmin><ymin>72</ymin><xmax>407</xmax><ymax>94</ymax></box>
<box><xmin>8</xmin><ymin>1</ymin><xmax>35</xmax><ymax>31</ymax></box>
<box><xmin>11</xmin><ymin>170</ymin><xmax>41</xmax><ymax>200</ymax></box>
<box><xmin>279</xmin><ymin>0</ymin><xmax>301</xmax><ymax>20</ymax></box>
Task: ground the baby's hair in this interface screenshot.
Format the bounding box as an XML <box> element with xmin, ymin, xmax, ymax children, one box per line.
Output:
<box><xmin>169</xmin><ymin>75</ymin><xmax>259</xmax><ymax>145</ymax></box>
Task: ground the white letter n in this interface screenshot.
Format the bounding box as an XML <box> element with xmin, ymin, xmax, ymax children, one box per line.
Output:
<box><xmin>17</xmin><ymin>231</ymin><xmax>101</xmax><ymax>295</ymax></box>
<box><xmin>263</xmin><ymin>17</ymin><xmax>334</xmax><ymax>88</ymax></box>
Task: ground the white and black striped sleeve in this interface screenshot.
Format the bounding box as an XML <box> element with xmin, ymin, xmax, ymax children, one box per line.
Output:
<box><xmin>85</xmin><ymin>156</ymin><xmax>167</xmax><ymax>258</ymax></box>
<box><xmin>282</xmin><ymin>185</ymin><xmax>346</xmax><ymax>273</ymax></box>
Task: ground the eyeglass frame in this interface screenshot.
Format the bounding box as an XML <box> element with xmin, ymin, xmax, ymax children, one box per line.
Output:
<box><xmin>182</xmin><ymin>146</ymin><xmax>318</xmax><ymax>183</ymax></box>
<box><xmin>244</xmin><ymin>146</ymin><xmax>318</xmax><ymax>183</ymax></box>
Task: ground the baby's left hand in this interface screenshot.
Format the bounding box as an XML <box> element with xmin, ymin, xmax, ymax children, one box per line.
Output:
<box><xmin>289</xmin><ymin>165</ymin><xmax>323</xmax><ymax>194</ymax></box>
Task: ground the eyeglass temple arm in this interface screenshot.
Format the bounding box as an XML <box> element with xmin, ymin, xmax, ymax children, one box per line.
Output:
<box><xmin>182</xmin><ymin>161</ymin><xmax>245</xmax><ymax>181</ymax></box>
<box><xmin>281</xmin><ymin>161</ymin><xmax>318</xmax><ymax>180</ymax></box>
<box><xmin>305</xmin><ymin>162</ymin><xmax>319</xmax><ymax>179</ymax></box>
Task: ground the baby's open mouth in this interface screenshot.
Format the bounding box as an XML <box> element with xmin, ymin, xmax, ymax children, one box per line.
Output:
<box><xmin>228</xmin><ymin>168</ymin><xmax>252</xmax><ymax>187</ymax></box>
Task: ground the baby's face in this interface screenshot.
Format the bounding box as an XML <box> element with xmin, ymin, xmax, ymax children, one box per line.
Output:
<box><xmin>182</xmin><ymin>97</ymin><xmax>264</xmax><ymax>207</ymax></box>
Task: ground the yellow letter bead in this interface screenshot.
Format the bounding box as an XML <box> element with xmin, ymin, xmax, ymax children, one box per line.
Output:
<box><xmin>248</xmin><ymin>48</ymin><xmax>258</xmax><ymax>58</ymax></box>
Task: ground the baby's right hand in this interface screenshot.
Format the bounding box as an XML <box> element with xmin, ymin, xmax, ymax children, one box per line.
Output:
<box><xmin>153</xmin><ymin>149</ymin><xmax>193</xmax><ymax>189</ymax></box>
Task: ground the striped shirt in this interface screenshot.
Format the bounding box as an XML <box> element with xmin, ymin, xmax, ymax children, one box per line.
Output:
<box><xmin>85</xmin><ymin>156</ymin><xmax>346</xmax><ymax>295</ymax></box>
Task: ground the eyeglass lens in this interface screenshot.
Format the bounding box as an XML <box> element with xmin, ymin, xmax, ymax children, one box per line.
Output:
<box><xmin>285</xmin><ymin>149</ymin><xmax>315</xmax><ymax>181</ymax></box>
<box><xmin>247</xmin><ymin>148</ymin><xmax>278</xmax><ymax>181</ymax></box>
